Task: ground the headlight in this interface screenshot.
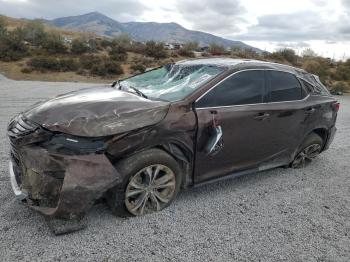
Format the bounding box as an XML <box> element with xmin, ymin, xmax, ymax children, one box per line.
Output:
<box><xmin>42</xmin><ymin>134</ymin><xmax>107</xmax><ymax>155</ymax></box>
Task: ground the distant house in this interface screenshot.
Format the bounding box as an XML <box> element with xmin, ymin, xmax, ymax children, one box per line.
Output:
<box><xmin>164</xmin><ymin>43</ymin><xmax>175</xmax><ymax>50</ymax></box>
<box><xmin>63</xmin><ymin>37</ymin><xmax>73</xmax><ymax>44</ymax></box>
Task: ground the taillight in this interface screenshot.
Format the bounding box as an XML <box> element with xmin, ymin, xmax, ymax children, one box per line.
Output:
<box><xmin>332</xmin><ymin>102</ymin><xmax>340</xmax><ymax>112</ymax></box>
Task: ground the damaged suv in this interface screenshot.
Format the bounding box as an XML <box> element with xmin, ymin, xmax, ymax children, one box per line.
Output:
<box><xmin>8</xmin><ymin>58</ymin><xmax>338</xmax><ymax>232</ymax></box>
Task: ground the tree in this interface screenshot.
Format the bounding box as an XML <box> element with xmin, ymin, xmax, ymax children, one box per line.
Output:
<box><xmin>276</xmin><ymin>48</ymin><xmax>298</xmax><ymax>65</ymax></box>
<box><xmin>112</xmin><ymin>33</ymin><xmax>132</xmax><ymax>50</ymax></box>
<box><xmin>178</xmin><ymin>41</ymin><xmax>199</xmax><ymax>57</ymax></box>
<box><xmin>22</xmin><ymin>20</ymin><xmax>47</xmax><ymax>46</ymax></box>
<box><xmin>109</xmin><ymin>43</ymin><xmax>127</xmax><ymax>61</ymax></box>
<box><xmin>0</xmin><ymin>17</ymin><xmax>7</xmax><ymax>38</ymax></box>
<box><xmin>0</xmin><ymin>27</ymin><xmax>28</xmax><ymax>61</ymax></box>
<box><xmin>145</xmin><ymin>41</ymin><xmax>167</xmax><ymax>59</ymax></box>
<box><xmin>302</xmin><ymin>48</ymin><xmax>318</xmax><ymax>58</ymax></box>
<box><xmin>42</xmin><ymin>32</ymin><xmax>67</xmax><ymax>54</ymax></box>
<box><xmin>209</xmin><ymin>43</ymin><xmax>226</xmax><ymax>55</ymax></box>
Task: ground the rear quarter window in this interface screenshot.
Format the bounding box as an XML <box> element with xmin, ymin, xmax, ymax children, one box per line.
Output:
<box><xmin>266</xmin><ymin>71</ymin><xmax>303</xmax><ymax>102</ymax></box>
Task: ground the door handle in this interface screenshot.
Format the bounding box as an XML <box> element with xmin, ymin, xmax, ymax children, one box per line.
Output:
<box><xmin>305</xmin><ymin>108</ymin><xmax>315</xmax><ymax>114</ymax></box>
<box><xmin>253</xmin><ymin>112</ymin><xmax>270</xmax><ymax>120</ymax></box>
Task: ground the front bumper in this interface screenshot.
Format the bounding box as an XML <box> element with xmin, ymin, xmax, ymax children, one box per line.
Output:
<box><xmin>9</xmin><ymin>145</ymin><xmax>122</xmax><ymax>219</ymax></box>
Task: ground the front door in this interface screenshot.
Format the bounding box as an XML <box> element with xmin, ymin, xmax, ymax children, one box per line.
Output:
<box><xmin>194</xmin><ymin>70</ymin><xmax>274</xmax><ymax>183</ymax></box>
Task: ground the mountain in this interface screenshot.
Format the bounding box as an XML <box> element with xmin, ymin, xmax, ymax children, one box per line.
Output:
<box><xmin>49</xmin><ymin>12</ymin><xmax>262</xmax><ymax>52</ymax></box>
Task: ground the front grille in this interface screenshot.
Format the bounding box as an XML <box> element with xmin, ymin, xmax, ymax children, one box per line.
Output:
<box><xmin>7</xmin><ymin>115</ymin><xmax>37</xmax><ymax>138</ymax></box>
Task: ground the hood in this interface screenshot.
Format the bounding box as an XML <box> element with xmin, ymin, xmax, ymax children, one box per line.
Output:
<box><xmin>24</xmin><ymin>86</ymin><xmax>170</xmax><ymax>137</ymax></box>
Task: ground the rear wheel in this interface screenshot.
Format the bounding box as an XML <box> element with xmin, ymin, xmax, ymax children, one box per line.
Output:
<box><xmin>107</xmin><ymin>149</ymin><xmax>182</xmax><ymax>217</ymax></box>
<box><xmin>291</xmin><ymin>133</ymin><xmax>323</xmax><ymax>168</ymax></box>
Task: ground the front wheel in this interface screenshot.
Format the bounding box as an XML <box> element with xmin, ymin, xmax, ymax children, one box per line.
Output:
<box><xmin>291</xmin><ymin>133</ymin><xmax>323</xmax><ymax>168</ymax></box>
<box><xmin>107</xmin><ymin>149</ymin><xmax>182</xmax><ymax>217</ymax></box>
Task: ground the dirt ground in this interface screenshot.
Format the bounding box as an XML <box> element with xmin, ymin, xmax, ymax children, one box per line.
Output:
<box><xmin>0</xmin><ymin>74</ymin><xmax>349</xmax><ymax>261</ymax></box>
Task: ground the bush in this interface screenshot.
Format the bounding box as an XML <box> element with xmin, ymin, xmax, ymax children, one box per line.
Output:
<box><xmin>130</xmin><ymin>64</ymin><xmax>146</xmax><ymax>73</ymax></box>
<box><xmin>177</xmin><ymin>48</ymin><xmax>194</xmax><ymax>57</ymax></box>
<box><xmin>331</xmin><ymin>81</ymin><xmax>349</xmax><ymax>93</ymax></box>
<box><xmin>109</xmin><ymin>44</ymin><xmax>127</xmax><ymax>62</ymax></box>
<box><xmin>145</xmin><ymin>41</ymin><xmax>168</xmax><ymax>59</ymax></box>
<box><xmin>90</xmin><ymin>59</ymin><xmax>123</xmax><ymax>76</ymax></box>
<box><xmin>28</xmin><ymin>56</ymin><xmax>78</xmax><ymax>72</ymax></box>
<box><xmin>209</xmin><ymin>43</ymin><xmax>226</xmax><ymax>55</ymax></box>
<box><xmin>71</xmin><ymin>39</ymin><xmax>89</xmax><ymax>54</ymax></box>
<box><xmin>21</xmin><ymin>67</ymin><xmax>32</xmax><ymax>74</ymax></box>
<box><xmin>42</xmin><ymin>32</ymin><xmax>67</xmax><ymax>54</ymax></box>
<box><xmin>0</xmin><ymin>29</ymin><xmax>28</xmax><ymax>61</ymax></box>
<box><xmin>79</xmin><ymin>54</ymin><xmax>103</xmax><ymax>70</ymax></box>
<box><xmin>22</xmin><ymin>20</ymin><xmax>47</xmax><ymax>47</ymax></box>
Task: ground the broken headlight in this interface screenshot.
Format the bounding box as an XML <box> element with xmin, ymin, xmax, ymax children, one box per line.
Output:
<box><xmin>42</xmin><ymin>134</ymin><xmax>107</xmax><ymax>155</ymax></box>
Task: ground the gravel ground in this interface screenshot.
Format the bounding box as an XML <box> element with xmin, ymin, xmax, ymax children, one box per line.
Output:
<box><xmin>0</xmin><ymin>74</ymin><xmax>349</xmax><ymax>262</ymax></box>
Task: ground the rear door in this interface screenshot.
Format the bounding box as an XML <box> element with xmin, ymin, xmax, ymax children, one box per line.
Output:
<box><xmin>259</xmin><ymin>70</ymin><xmax>311</xmax><ymax>162</ymax></box>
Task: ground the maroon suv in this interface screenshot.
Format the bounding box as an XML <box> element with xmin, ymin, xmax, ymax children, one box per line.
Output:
<box><xmin>8</xmin><ymin>58</ymin><xmax>338</xmax><ymax>233</ymax></box>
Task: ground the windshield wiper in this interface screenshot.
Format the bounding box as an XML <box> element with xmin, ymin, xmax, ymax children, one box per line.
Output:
<box><xmin>114</xmin><ymin>81</ymin><xmax>148</xmax><ymax>99</ymax></box>
<box><xmin>127</xmin><ymin>86</ymin><xmax>148</xmax><ymax>99</ymax></box>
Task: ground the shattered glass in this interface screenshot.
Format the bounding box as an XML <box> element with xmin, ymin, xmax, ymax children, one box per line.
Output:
<box><xmin>121</xmin><ymin>64</ymin><xmax>224</xmax><ymax>101</ymax></box>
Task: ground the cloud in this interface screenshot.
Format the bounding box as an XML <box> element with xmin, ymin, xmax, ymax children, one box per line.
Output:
<box><xmin>175</xmin><ymin>0</ymin><xmax>246</xmax><ymax>35</ymax></box>
<box><xmin>275</xmin><ymin>41</ymin><xmax>311</xmax><ymax>48</ymax></box>
<box><xmin>0</xmin><ymin>0</ymin><xmax>147</xmax><ymax>21</ymax></box>
<box><xmin>236</xmin><ymin>10</ymin><xmax>350</xmax><ymax>41</ymax></box>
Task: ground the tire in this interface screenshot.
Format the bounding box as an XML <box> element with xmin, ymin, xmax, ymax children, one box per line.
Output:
<box><xmin>106</xmin><ymin>148</ymin><xmax>183</xmax><ymax>217</ymax></box>
<box><xmin>290</xmin><ymin>133</ymin><xmax>323</xmax><ymax>169</ymax></box>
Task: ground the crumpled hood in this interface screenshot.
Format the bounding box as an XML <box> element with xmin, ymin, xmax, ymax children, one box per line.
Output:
<box><xmin>23</xmin><ymin>86</ymin><xmax>170</xmax><ymax>137</ymax></box>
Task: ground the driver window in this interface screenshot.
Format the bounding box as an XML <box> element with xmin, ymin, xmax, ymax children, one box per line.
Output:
<box><xmin>196</xmin><ymin>70</ymin><xmax>265</xmax><ymax>108</ymax></box>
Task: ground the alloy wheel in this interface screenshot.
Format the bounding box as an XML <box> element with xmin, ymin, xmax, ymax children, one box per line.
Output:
<box><xmin>291</xmin><ymin>144</ymin><xmax>321</xmax><ymax>168</ymax></box>
<box><xmin>125</xmin><ymin>164</ymin><xmax>176</xmax><ymax>216</ymax></box>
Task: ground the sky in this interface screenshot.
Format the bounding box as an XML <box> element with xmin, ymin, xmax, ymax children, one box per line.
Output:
<box><xmin>1</xmin><ymin>0</ymin><xmax>350</xmax><ymax>60</ymax></box>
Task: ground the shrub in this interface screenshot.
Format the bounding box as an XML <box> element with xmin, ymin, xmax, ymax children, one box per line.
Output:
<box><xmin>71</xmin><ymin>39</ymin><xmax>89</xmax><ymax>55</ymax></box>
<box><xmin>209</xmin><ymin>43</ymin><xmax>226</xmax><ymax>55</ymax></box>
<box><xmin>79</xmin><ymin>54</ymin><xmax>103</xmax><ymax>70</ymax></box>
<box><xmin>130</xmin><ymin>64</ymin><xmax>146</xmax><ymax>73</ymax></box>
<box><xmin>177</xmin><ymin>48</ymin><xmax>194</xmax><ymax>57</ymax></box>
<box><xmin>42</xmin><ymin>32</ymin><xmax>67</xmax><ymax>54</ymax></box>
<box><xmin>145</xmin><ymin>41</ymin><xmax>168</xmax><ymax>59</ymax></box>
<box><xmin>21</xmin><ymin>67</ymin><xmax>33</xmax><ymax>74</ymax></box>
<box><xmin>109</xmin><ymin>44</ymin><xmax>127</xmax><ymax>62</ymax></box>
<box><xmin>28</xmin><ymin>56</ymin><xmax>78</xmax><ymax>72</ymax></box>
<box><xmin>112</xmin><ymin>33</ymin><xmax>132</xmax><ymax>50</ymax></box>
<box><xmin>22</xmin><ymin>20</ymin><xmax>47</xmax><ymax>47</ymax></box>
<box><xmin>0</xmin><ymin>29</ymin><xmax>28</xmax><ymax>61</ymax></box>
<box><xmin>331</xmin><ymin>81</ymin><xmax>349</xmax><ymax>93</ymax></box>
<box><xmin>90</xmin><ymin>60</ymin><xmax>123</xmax><ymax>76</ymax></box>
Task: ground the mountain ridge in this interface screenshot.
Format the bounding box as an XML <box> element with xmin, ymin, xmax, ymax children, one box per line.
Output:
<box><xmin>48</xmin><ymin>12</ymin><xmax>262</xmax><ymax>53</ymax></box>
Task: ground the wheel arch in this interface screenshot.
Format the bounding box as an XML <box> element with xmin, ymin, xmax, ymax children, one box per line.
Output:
<box><xmin>156</xmin><ymin>142</ymin><xmax>194</xmax><ymax>188</ymax></box>
<box><xmin>310</xmin><ymin>127</ymin><xmax>329</xmax><ymax>150</ymax></box>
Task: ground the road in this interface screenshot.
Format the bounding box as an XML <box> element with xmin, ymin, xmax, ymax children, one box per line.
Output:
<box><xmin>0</xmin><ymin>75</ymin><xmax>349</xmax><ymax>261</ymax></box>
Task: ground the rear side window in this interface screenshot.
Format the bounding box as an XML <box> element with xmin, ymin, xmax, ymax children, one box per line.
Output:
<box><xmin>196</xmin><ymin>70</ymin><xmax>265</xmax><ymax>107</ymax></box>
<box><xmin>267</xmin><ymin>71</ymin><xmax>302</xmax><ymax>102</ymax></box>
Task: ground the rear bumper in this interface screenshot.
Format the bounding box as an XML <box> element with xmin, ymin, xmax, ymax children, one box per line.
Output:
<box><xmin>9</xmin><ymin>161</ymin><xmax>27</xmax><ymax>200</ymax></box>
<box><xmin>323</xmin><ymin>126</ymin><xmax>337</xmax><ymax>151</ymax></box>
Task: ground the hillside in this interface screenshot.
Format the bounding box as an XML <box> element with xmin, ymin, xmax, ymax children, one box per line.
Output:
<box><xmin>48</xmin><ymin>12</ymin><xmax>262</xmax><ymax>52</ymax></box>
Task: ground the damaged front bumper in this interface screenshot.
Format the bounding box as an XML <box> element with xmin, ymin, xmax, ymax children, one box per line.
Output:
<box><xmin>10</xmin><ymin>145</ymin><xmax>122</xmax><ymax>220</ymax></box>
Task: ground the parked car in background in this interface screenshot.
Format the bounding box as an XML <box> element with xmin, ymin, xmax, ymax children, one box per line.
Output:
<box><xmin>7</xmin><ymin>58</ymin><xmax>339</xmax><ymax>233</ymax></box>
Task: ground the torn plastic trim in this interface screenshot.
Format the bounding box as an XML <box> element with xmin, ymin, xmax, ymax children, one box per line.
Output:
<box><xmin>9</xmin><ymin>161</ymin><xmax>27</xmax><ymax>200</ymax></box>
